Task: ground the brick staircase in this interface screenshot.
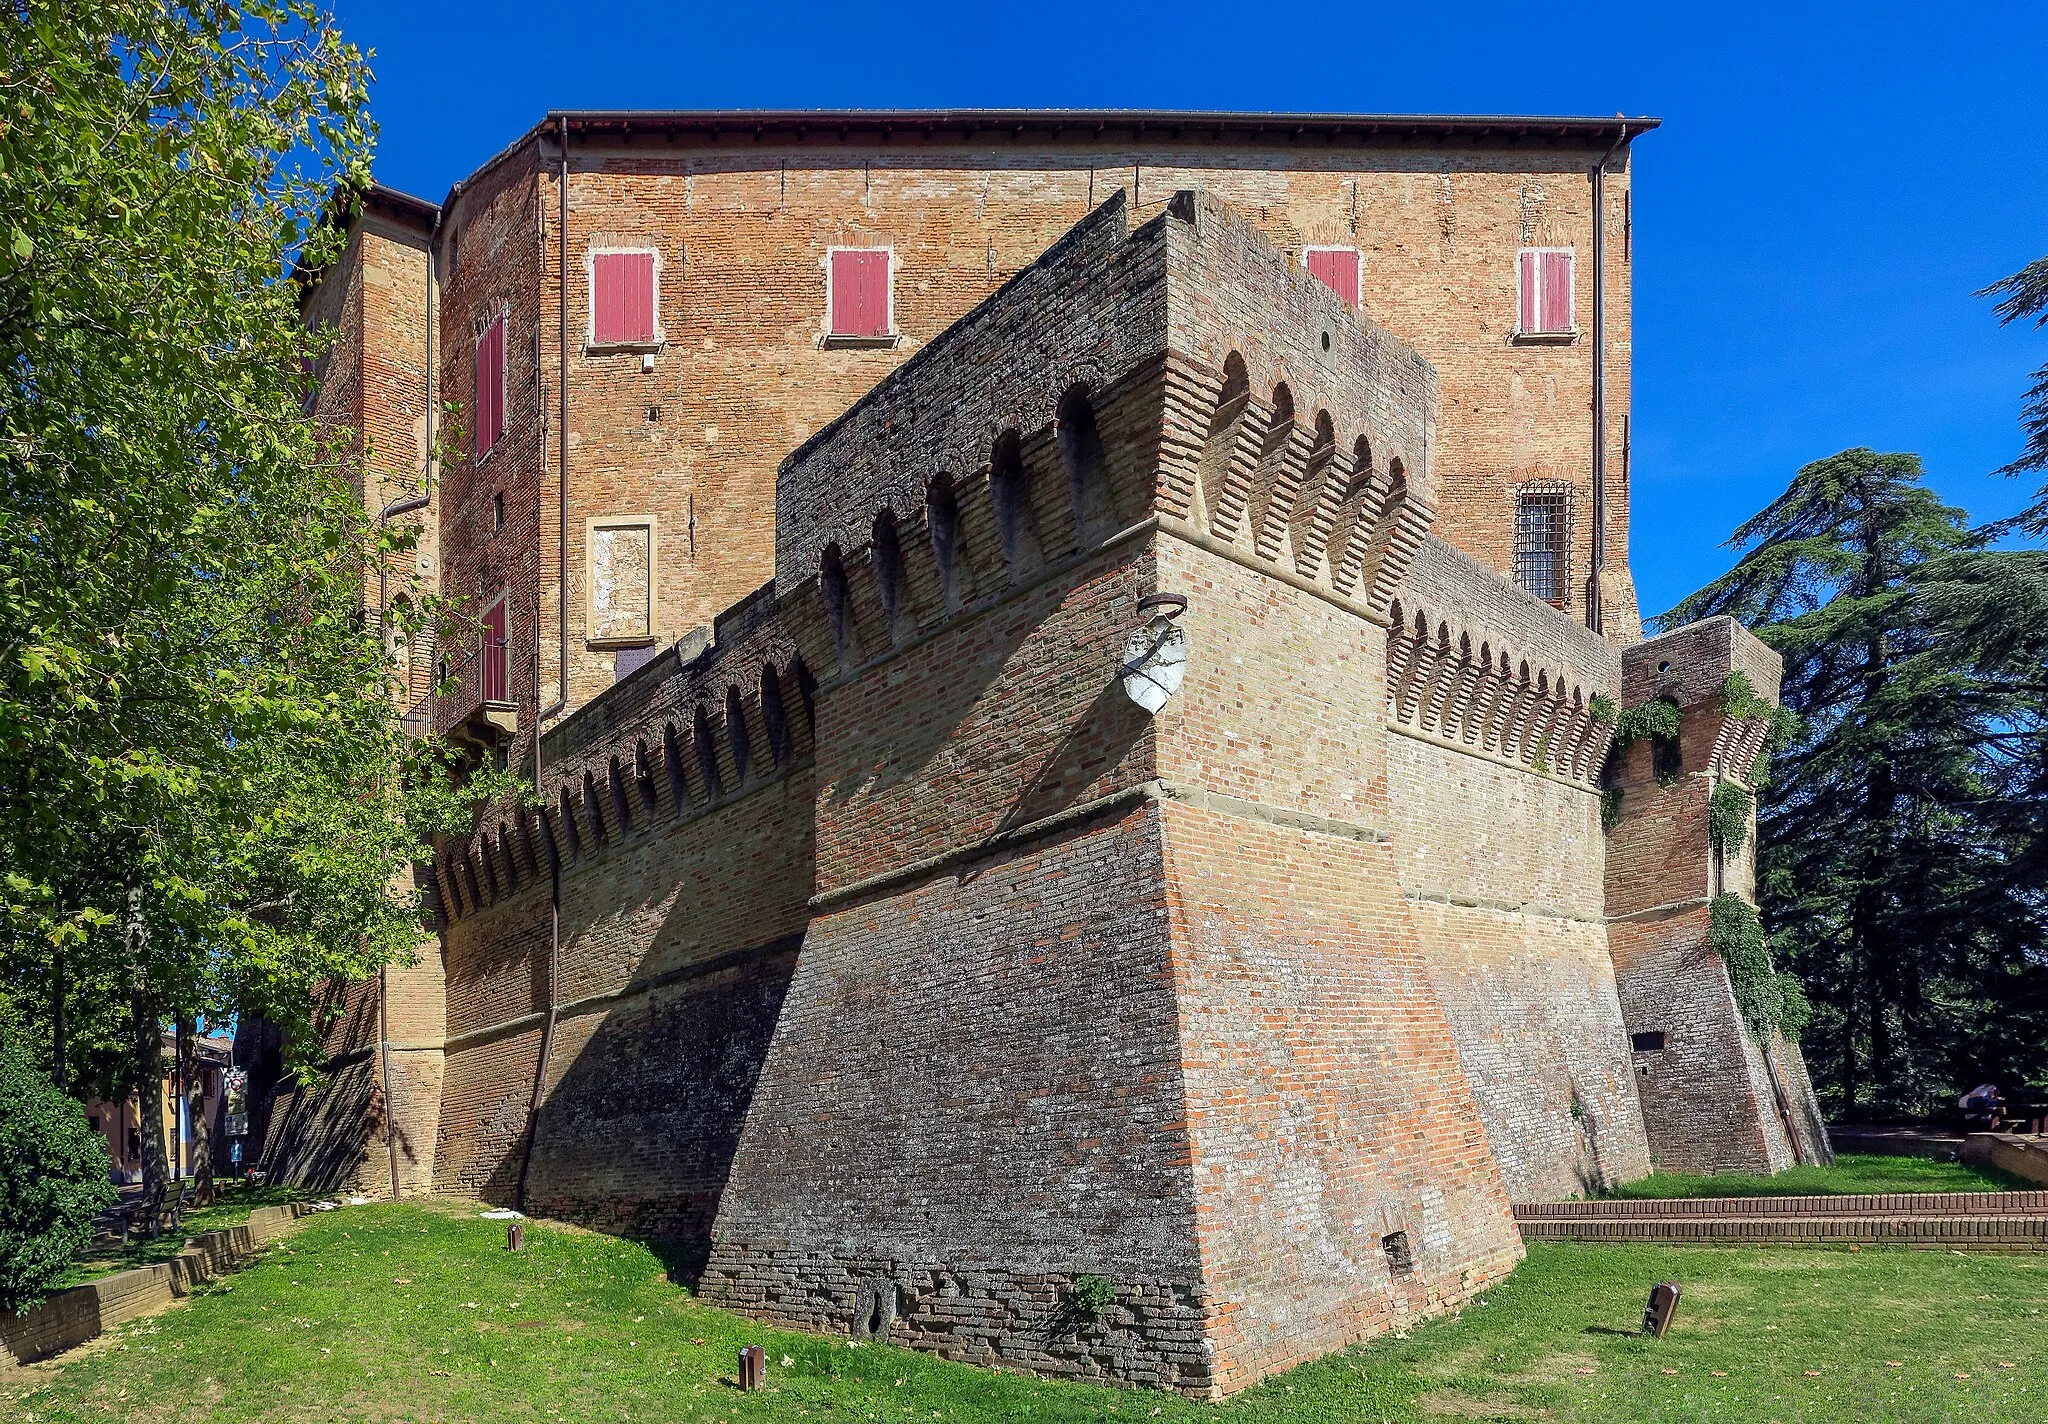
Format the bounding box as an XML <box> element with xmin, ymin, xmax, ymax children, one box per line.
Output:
<box><xmin>1514</xmin><ymin>1190</ymin><xmax>2048</xmax><ymax>1253</ymax></box>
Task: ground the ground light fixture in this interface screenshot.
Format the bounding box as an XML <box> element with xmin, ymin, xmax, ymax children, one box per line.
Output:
<box><xmin>739</xmin><ymin>1344</ymin><xmax>767</xmax><ymax>1390</ymax></box>
<box><xmin>1121</xmin><ymin>592</ymin><xmax>1188</xmax><ymax>713</ymax></box>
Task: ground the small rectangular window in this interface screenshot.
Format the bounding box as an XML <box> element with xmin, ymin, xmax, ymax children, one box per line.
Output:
<box><xmin>1517</xmin><ymin>248</ymin><xmax>1575</xmax><ymax>336</ymax></box>
<box><xmin>591</xmin><ymin>250</ymin><xmax>659</xmax><ymax>347</ymax></box>
<box><xmin>1632</xmin><ymin>1031</ymin><xmax>1668</xmax><ymax>1053</ymax></box>
<box><xmin>492</xmin><ymin>491</ymin><xmax>505</xmax><ymax>534</ymax></box>
<box><xmin>1304</xmin><ymin>247</ymin><xmax>1361</xmax><ymax>308</ymax></box>
<box><xmin>474</xmin><ymin>313</ymin><xmax>506</xmax><ymax>459</ymax></box>
<box><xmin>481</xmin><ymin>594</ymin><xmax>510</xmax><ymax>705</ymax></box>
<box><xmin>828</xmin><ymin>248</ymin><xmax>892</xmax><ymax>339</ymax></box>
<box><xmin>1513</xmin><ymin>485</ymin><xmax>1573</xmax><ymax>606</ymax></box>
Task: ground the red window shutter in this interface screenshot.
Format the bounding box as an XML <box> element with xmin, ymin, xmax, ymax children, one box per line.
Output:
<box><xmin>1518</xmin><ymin>250</ymin><xmax>1539</xmax><ymax>333</ymax></box>
<box><xmin>474</xmin><ymin>316</ymin><xmax>506</xmax><ymax>457</ymax></box>
<box><xmin>593</xmin><ymin>252</ymin><xmax>655</xmax><ymax>345</ymax></box>
<box><xmin>1306</xmin><ymin>249</ymin><xmax>1359</xmax><ymax>307</ymax></box>
<box><xmin>831</xmin><ymin>249</ymin><xmax>890</xmax><ymax>337</ymax></box>
<box><xmin>1541</xmin><ymin>251</ymin><xmax>1573</xmax><ymax>333</ymax></box>
<box><xmin>482</xmin><ymin>599</ymin><xmax>509</xmax><ymax>703</ymax></box>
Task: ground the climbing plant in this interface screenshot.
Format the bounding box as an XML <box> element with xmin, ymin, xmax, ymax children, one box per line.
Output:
<box><xmin>1706</xmin><ymin>894</ymin><xmax>1811</xmax><ymax>1044</ymax></box>
<box><xmin>1709</xmin><ymin>781</ymin><xmax>1753</xmax><ymax>859</ymax></box>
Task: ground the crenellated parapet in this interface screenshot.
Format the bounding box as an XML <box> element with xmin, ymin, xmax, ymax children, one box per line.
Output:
<box><xmin>769</xmin><ymin>188</ymin><xmax>1443</xmax><ymax>699</ymax></box>
<box><xmin>1386</xmin><ymin>537</ymin><xmax>1621</xmax><ymax>785</ymax></box>
<box><xmin>430</xmin><ymin>582</ymin><xmax>818</xmax><ymax>923</ymax></box>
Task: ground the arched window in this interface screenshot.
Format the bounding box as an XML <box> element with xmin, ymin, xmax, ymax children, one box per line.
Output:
<box><xmin>1056</xmin><ymin>385</ymin><xmax>1113</xmax><ymax>542</ymax></box>
<box><xmin>926</xmin><ymin>475</ymin><xmax>961</xmax><ymax>605</ymax></box>
<box><xmin>820</xmin><ymin>543</ymin><xmax>852</xmax><ymax>667</ymax></box>
<box><xmin>725</xmin><ymin>685</ymin><xmax>751</xmax><ymax>785</ymax></box>
<box><xmin>872</xmin><ymin>509</ymin><xmax>907</xmax><ymax>641</ymax></box>
<box><xmin>761</xmin><ymin>664</ymin><xmax>790</xmax><ymax>765</ymax></box>
<box><xmin>694</xmin><ymin>702</ymin><xmax>723</xmax><ymax>799</ymax></box>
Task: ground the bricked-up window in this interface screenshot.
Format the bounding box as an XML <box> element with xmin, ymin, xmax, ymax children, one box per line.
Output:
<box><xmin>481</xmin><ymin>593</ymin><xmax>510</xmax><ymax>705</ymax></box>
<box><xmin>693</xmin><ymin>702</ymin><xmax>722</xmax><ymax>798</ymax></box>
<box><xmin>1304</xmin><ymin>247</ymin><xmax>1361</xmax><ymax>307</ymax></box>
<box><xmin>828</xmin><ymin>248</ymin><xmax>892</xmax><ymax>339</ymax></box>
<box><xmin>1513</xmin><ymin>485</ymin><xmax>1574</xmax><ymax>606</ymax></box>
<box><xmin>725</xmin><ymin>685</ymin><xmax>751</xmax><ymax>785</ymax></box>
<box><xmin>590</xmin><ymin>250</ymin><xmax>659</xmax><ymax>347</ymax></box>
<box><xmin>926</xmin><ymin>476</ymin><xmax>960</xmax><ymax>603</ymax></box>
<box><xmin>1517</xmin><ymin>248</ymin><xmax>1575</xmax><ymax>336</ymax></box>
<box><xmin>474</xmin><ymin>313</ymin><xmax>507</xmax><ymax>459</ymax></box>
<box><xmin>760</xmin><ymin>664</ymin><xmax>790</xmax><ymax>764</ymax></box>
<box><xmin>587</xmin><ymin>517</ymin><xmax>656</xmax><ymax>645</ymax></box>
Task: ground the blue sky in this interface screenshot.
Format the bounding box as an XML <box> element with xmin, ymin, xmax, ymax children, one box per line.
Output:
<box><xmin>339</xmin><ymin>0</ymin><xmax>2047</xmax><ymax>617</ymax></box>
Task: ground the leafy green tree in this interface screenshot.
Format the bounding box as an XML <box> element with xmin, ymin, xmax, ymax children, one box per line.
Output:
<box><xmin>1665</xmin><ymin>449</ymin><xmax>2048</xmax><ymax>1117</ymax></box>
<box><xmin>0</xmin><ymin>1032</ymin><xmax>117</xmax><ymax>1313</ymax></box>
<box><xmin>1</xmin><ymin>3</ymin><xmax>499</xmax><ymax>1199</ymax></box>
<box><xmin>1983</xmin><ymin>253</ymin><xmax>2048</xmax><ymax>532</ymax></box>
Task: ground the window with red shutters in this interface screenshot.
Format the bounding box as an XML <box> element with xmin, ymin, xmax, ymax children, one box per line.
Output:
<box><xmin>481</xmin><ymin>594</ymin><xmax>510</xmax><ymax>704</ymax></box>
<box><xmin>1304</xmin><ymin>247</ymin><xmax>1361</xmax><ymax>308</ymax></box>
<box><xmin>591</xmin><ymin>250</ymin><xmax>658</xmax><ymax>347</ymax></box>
<box><xmin>1516</xmin><ymin>248</ymin><xmax>1575</xmax><ymax>336</ymax></box>
<box><xmin>474</xmin><ymin>313</ymin><xmax>506</xmax><ymax>458</ymax></box>
<box><xmin>828</xmin><ymin>248</ymin><xmax>892</xmax><ymax>339</ymax></box>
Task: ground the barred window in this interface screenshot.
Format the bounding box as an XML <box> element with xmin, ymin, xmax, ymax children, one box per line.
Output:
<box><xmin>1514</xmin><ymin>485</ymin><xmax>1574</xmax><ymax>606</ymax></box>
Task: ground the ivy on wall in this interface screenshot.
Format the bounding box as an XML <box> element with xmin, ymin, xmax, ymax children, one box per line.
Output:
<box><xmin>1706</xmin><ymin>894</ymin><xmax>1812</xmax><ymax>1043</ymax></box>
<box><xmin>1709</xmin><ymin>781</ymin><xmax>1753</xmax><ymax>858</ymax></box>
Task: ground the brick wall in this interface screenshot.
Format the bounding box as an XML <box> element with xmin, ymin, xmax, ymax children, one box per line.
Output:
<box><xmin>1606</xmin><ymin>620</ymin><xmax>1831</xmax><ymax>1174</ymax></box>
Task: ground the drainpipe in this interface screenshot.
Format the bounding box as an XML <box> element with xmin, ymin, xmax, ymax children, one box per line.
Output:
<box><xmin>518</xmin><ymin>115</ymin><xmax>572</xmax><ymax>1213</ymax></box>
<box><xmin>1589</xmin><ymin>122</ymin><xmax>1628</xmax><ymax>637</ymax></box>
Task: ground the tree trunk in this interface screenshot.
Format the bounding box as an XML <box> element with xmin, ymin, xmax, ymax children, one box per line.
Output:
<box><xmin>125</xmin><ymin>879</ymin><xmax>168</xmax><ymax>1214</ymax></box>
<box><xmin>180</xmin><ymin>1016</ymin><xmax>217</xmax><ymax>1205</ymax></box>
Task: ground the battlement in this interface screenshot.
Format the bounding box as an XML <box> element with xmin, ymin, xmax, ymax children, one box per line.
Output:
<box><xmin>433</xmin><ymin>581</ymin><xmax>815</xmax><ymax>924</ymax></box>
<box><xmin>1386</xmin><ymin>537</ymin><xmax>1621</xmax><ymax>786</ymax></box>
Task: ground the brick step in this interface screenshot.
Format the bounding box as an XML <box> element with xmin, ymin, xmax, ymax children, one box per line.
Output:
<box><xmin>1514</xmin><ymin>1189</ymin><xmax>2048</xmax><ymax>1220</ymax></box>
<box><xmin>1516</xmin><ymin>1213</ymin><xmax>2048</xmax><ymax>1252</ymax></box>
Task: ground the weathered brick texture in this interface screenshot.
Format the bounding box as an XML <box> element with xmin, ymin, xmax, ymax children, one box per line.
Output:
<box><xmin>266</xmin><ymin>115</ymin><xmax>1839</xmax><ymax>1397</ymax></box>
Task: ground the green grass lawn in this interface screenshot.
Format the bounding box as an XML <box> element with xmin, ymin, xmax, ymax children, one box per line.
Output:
<box><xmin>1600</xmin><ymin>1150</ymin><xmax>2019</xmax><ymax>1200</ymax></box>
<box><xmin>52</xmin><ymin>1181</ymin><xmax>319</xmax><ymax>1291</ymax></box>
<box><xmin>11</xmin><ymin>1201</ymin><xmax>2044</xmax><ymax>1423</ymax></box>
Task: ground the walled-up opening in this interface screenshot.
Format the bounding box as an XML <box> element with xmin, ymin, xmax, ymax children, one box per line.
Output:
<box><xmin>607</xmin><ymin>755</ymin><xmax>632</xmax><ymax>834</ymax></box>
<box><xmin>1198</xmin><ymin>352</ymin><xmax>1251</xmax><ymax>532</ymax></box>
<box><xmin>1291</xmin><ymin>410</ymin><xmax>1338</xmax><ymax>575</ymax></box>
<box><xmin>694</xmin><ymin>702</ymin><xmax>723</xmax><ymax>799</ymax></box>
<box><xmin>871</xmin><ymin>509</ymin><xmax>908</xmax><ymax>643</ymax></box>
<box><xmin>558</xmin><ymin>786</ymin><xmax>582</xmax><ymax>859</ymax></box>
<box><xmin>1651</xmin><ymin>697</ymin><xmax>1683</xmax><ymax>785</ymax></box>
<box><xmin>926</xmin><ymin>475</ymin><xmax>961</xmax><ymax>607</ymax></box>
<box><xmin>1249</xmin><ymin>382</ymin><xmax>1297</xmax><ymax>554</ymax></box>
<box><xmin>792</xmin><ymin>656</ymin><xmax>818</xmax><ymax>739</ymax></box>
<box><xmin>820</xmin><ymin>543</ymin><xmax>852</xmax><ymax>669</ymax></box>
<box><xmin>761</xmin><ymin>664</ymin><xmax>790</xmax><ymax>765</ymax></box>
<box><xmin>583</xmin><ymin>770</ymin><xmax>607</xmax><ymax>846</ymax></box>
<box><xmin>663</xmin><ymin>720</ymin><xmax>689</xmax><ymax>808</ymax></box>
<box><xmin>725</xmin><ymin>685</ymin><xmax>751</xmax><ymax>785</ymax></box>
<box><xmin>1056</xmin><ymin>384</ymin><xmax>1114</xmax><ymax>545</ymax></box>
<box><xmin>634</xmin><ymin>739</ymin><xmax>659</xmax><ymax>815</ymax></box>
<box><xmin>1332</xmin><ymin>434</ymin><xmax>1378</xmax><ymax>593</ymax></box>
<box><xmin>989</xmin><ymin>429</ymin><xmax>1040</xmax><ymax>574</ymax></box>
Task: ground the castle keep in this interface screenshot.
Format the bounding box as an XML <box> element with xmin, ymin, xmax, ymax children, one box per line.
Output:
<box><xmin>266</xmin><ymin>113</ymin><xmax>1831</xmax><ymax>1396</ymax></box>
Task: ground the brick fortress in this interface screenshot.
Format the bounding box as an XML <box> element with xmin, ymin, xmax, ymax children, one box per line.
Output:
<box><xmin>262</xmin><ymin>113</ymin><xmax>1832</xmax><ymax>1396</ymax></box>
